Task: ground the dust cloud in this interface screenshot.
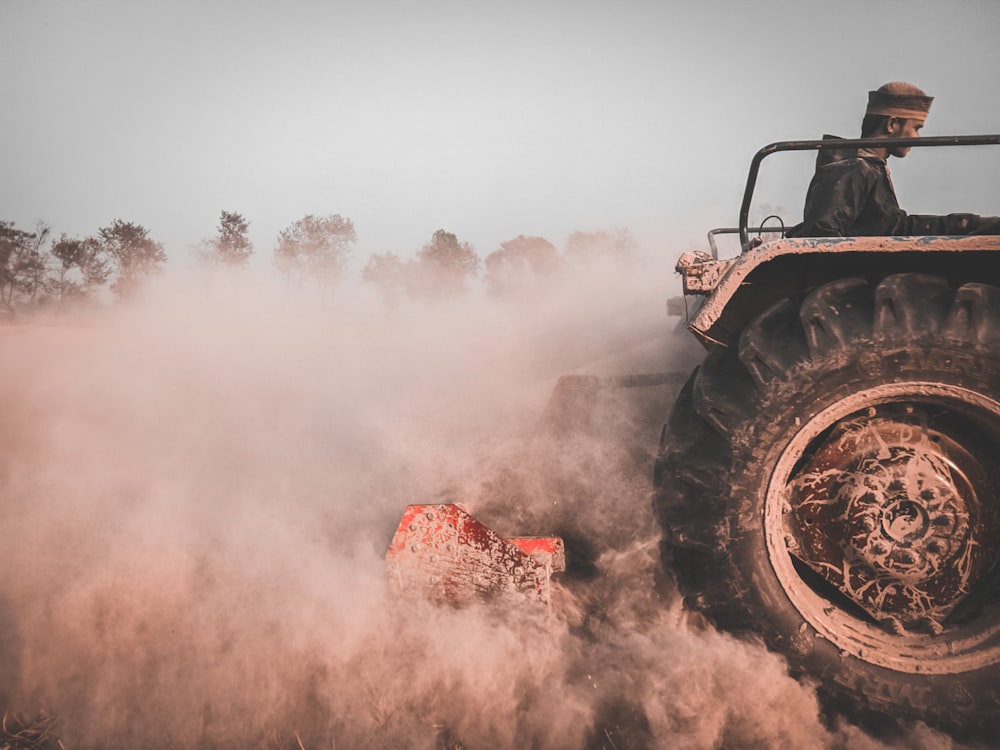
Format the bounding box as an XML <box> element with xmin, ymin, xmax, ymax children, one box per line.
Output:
<box><xmin>0</xmin><ymin>256</ymin><xmax>958</xmax><ymax>749</ymax></box>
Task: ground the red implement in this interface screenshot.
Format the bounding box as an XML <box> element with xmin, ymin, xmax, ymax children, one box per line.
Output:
<box><xmin>386</xmin><ymin>504</ymin><xmax>565</xmax><ymax>605</ymax></box>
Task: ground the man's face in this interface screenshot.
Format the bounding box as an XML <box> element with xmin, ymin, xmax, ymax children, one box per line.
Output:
<box><xmin>886</xmin><ymin>117</ymin><xmax>924</xmax><ymax>158</ymax></box>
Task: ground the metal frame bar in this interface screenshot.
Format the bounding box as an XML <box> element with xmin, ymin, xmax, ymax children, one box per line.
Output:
<box><xmin>708</xmin><ymin>225</ymin><xmax>785</xmax><ymax>259</ymax></box>
<box><xmin>738</xmin><ymin>134</ymin><xmax>1000</xmax><ymax>249</ymax></box>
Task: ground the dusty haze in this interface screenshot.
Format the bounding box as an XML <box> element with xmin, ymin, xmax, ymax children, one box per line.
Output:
<box><xmin>0</xmin><ymin>257</ymin><xmax>959</xmax><ymax>749</ymax></box>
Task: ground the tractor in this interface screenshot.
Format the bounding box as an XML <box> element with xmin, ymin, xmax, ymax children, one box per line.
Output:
<box><xmin>656</xmin><ymin>133</ymin><xmax>1000</xmax><ymax>736</ymax></box>
<box><xmin>391</xmin><ymin>133</ymin><xmax>1000</xmax><ymax>737</ymax></box>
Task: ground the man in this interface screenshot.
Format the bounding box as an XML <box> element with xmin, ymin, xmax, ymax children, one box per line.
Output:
<box><xmin>789</xmin><ymin>82</ymin><xmax>1000</xmax><ymax>237</ymax></box>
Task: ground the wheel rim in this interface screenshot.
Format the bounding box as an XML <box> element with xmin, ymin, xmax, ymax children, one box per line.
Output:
<box><xmin>765</xmin><ymin>382</ymin><xmax>1000</xmax><ymax>674</ymax></box>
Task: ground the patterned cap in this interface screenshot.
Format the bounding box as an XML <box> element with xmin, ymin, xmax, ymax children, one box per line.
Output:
<box><xmin>865</xmin><ymin>82</ymin><xmax>933</xmax><ymax>120</ymax></box>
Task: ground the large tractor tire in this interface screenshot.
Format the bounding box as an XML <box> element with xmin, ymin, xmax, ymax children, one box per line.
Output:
<box><xmin>654</xmin><ymin>273</ymin><xmax>1000</xmax><ymax>737</ymax></box>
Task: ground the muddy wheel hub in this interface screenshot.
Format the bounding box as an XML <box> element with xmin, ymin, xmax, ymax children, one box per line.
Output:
<box><xmin>786</xmin><ymin>408</ymin><xmax>998</xmax><ymax>630</ymax></box>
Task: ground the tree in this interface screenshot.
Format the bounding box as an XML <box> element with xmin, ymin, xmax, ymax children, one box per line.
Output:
<box><xmin>97</xmin><ymin>220</ymin><xmax>167</xmax><ymax>300</ymax></box>
<box><xmin>50</xmin><ymin>234</ymin><xmax>111</xmax><ymax>306</ymax></box>
<box><xmin>197</xmin><ymin>210</ymin><xmax>253</xmax><ymax>267</ymax></box>
<box><xmin>414</xmin><ymin>229</ymin><xmax>479</xmax><ymax>295</ymax></box>
<box><xmin>273</xmin><ymin>214</ymin><xmax>355</xmax><ymax>284</ymax></box>
<box><xmin>361</xmin><ymin>251</ymin><xmax>407</xmax><ymax>303</ymax></box>
<box><xmin>362</xmin><ymin>230</ymin><xmax>479</xmax><ymax>303</ymax></box>
<box><xmin>564</xmin><ymin>227</ymin><xmax>637</xmax><ymax>265</ymax></box>
<box><xmin>0</xmin><ymin>220</ymin><xmax>50</xmax><ymax>314</ymax></box>
<box><xmin>483</xmin><ymin>235</ymin><xmax>559</xmax><ymax>296</ymax></box>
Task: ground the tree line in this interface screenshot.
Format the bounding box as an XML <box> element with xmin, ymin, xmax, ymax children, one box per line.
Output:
<box><xmin>1</xmin><ymin>210</ymin><xmax>637</xmax><ymax>316</ymax></box>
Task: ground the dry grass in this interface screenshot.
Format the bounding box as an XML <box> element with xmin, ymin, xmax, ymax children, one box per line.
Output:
<box><xmin>1</xmin><ymin>712</ymin><xmax>61</xmax><ymax>750</ymax></box>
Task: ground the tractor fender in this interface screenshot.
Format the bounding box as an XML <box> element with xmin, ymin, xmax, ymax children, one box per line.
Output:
<box><xmin>679</xmin><ymin>235</ymin><xmax>1000</xmax><ymax>347</ymax></box>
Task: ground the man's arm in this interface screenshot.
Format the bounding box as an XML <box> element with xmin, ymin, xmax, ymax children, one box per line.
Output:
<box><xmin>793</xmin><ymin>159</ymin><xmax>1000</xmax><ymax>237</ymax></box>
<box><xmin>892</xmin><ymin>213</ymin><xmax>1000</xmax><ymax>235</ymax></box>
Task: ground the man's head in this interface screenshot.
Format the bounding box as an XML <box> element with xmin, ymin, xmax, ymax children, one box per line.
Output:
<box><xmin>860</xmin><ymin>81</ymin><xmax>933</xmax><ymax>157</ymax></box>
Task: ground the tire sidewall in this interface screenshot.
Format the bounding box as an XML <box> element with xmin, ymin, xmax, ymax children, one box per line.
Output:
<box><xmin>725</xmin><ymin>338</ymin><xmax>1000</xmax><ymax>728</ymax></box>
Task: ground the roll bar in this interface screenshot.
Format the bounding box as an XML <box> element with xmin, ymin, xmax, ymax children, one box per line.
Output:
<box><xmin>738</xmin><ymin>134</ymin><xmax>1000</xmax><ymax>250</ymax></box>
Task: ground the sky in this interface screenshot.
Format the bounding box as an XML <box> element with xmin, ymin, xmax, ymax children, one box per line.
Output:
<box><xmin>3</xmin><ymin>0</ymin><xmax>1000</xmax><ymax>270</ymax></box>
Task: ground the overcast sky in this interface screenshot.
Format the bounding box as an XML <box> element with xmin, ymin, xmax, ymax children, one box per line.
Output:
<box><xmin>3</xmin><ymin>0</ymin><xmax>999</xmax><ymax>269</ymax></box>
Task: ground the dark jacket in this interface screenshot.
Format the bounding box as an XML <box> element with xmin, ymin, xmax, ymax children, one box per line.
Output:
<box><xmin>788</xmin><ymin>147</ymin><xmax>1000</xmax><ymax>237</ymax></box>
